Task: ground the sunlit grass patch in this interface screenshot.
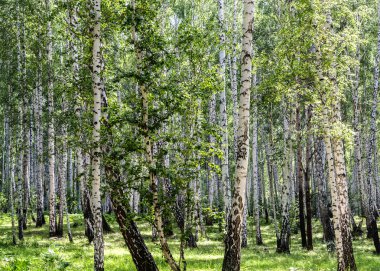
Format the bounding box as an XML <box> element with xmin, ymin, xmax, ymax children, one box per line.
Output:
<box><xmin>0</xmin><ymin>214</ymin><xmax>379</xmax><ymax>270</ymax></box>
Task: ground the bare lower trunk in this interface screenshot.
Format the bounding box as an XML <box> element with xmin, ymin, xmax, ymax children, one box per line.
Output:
<box><xmin>113</xmin><ymin>199</ymin><xmax>158</xmax><ymax>271</ymax></box>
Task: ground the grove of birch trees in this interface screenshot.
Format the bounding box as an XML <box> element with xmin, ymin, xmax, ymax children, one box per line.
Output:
<box><xmin>0</xmin><ymin>0</ymin><xmax>379</xmax><ymax>271</ymax></box>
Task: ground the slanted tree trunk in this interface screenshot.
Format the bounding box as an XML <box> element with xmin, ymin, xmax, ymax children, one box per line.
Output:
<box><xmin>101</xmin><ymin>88</ymin><xmax>159</xmax><ymax>271</ymax></box>
<box><xmin>222</xmin><ymin>0</ymin><xmax>254</xmax><ymax>269</ymax></box>
<box><xmin>132</xmin><ymin>2</ymin><xmax>179</xmax><ymax>269</ymax></box>
<box><xmin>108</xmin><ymin>170</ymin><xmax>158</xmax><ymax>270</ymax></box>
<box><xmin>113</xmin><ymin>198</ymin><xmax>159</xmax><ymax>271</ymax></box>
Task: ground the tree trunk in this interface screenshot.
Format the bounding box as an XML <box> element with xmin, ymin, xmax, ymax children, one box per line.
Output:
<box><xmin>222</xmin><ymin>0</ymin><xmax>254</xmax><ymax>269</ymax></box>
<box><xmin>10</xmin><ymin>155</ymin><xmax>17</xmax><ymax>245</ymax></box>
<box><xmin>305</xmin><ymin>106</ymin><xmax>313</xmax><ymax>250</ymax></box>
<box><xmin>366</xmin><ymin>0</ymin><xmax>380</xmax><ymax>254</ymax></box>
<box><xmin>296</xmin><ymin>106</ymin><xmax>306</xmax><ymax>248</ymax></box>
<box><xmin>218</xmin><ymin>0</ymin><xmax>231</xmax><ymax>229</ymax></box>
<box><xmin>252</xmin><ymin>93</ymin><xmax>263</xmax><ymax>245</ymax></box>
<box><xmin>45</xmin><ymin>0</ymin><xmax>57</xmax><ymax>238</ymax></box>
<box><xmin>277</xmin><ymin>105</ymin><xmax>294</xmax><ymax>254</ymax></box>
<box><xmin>35</xmin><ymin>47</ymin><xmax>45</xmax><ymax>227</ymax></box>
<box><xmin>230</xmin><ymin>0</ymin><xmax>238</xmax><ymax>161</ymax></box>
<box><xmin>315</xmin><ymin>138</ymin><xmax>335</xmax><ymax>252</ymax></box>
<box><xmin>208</xmin><ymin>93</ymin><xmax>216</xmax><ymax>209</ymax></box>
<box><xmin>91</xmin><ymin>0</ymin><xmax>105</xmax><ymax>269</ymax></box>
<box><xmin>113</xmin><ymin>198</ymin><xmax>159</xmax><ymax>271</ymax></box>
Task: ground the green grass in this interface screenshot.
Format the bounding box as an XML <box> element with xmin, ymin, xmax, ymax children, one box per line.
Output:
<box><xmin>0</xmin><ymin>214</ymin><xmax>379</xmax><ymax>270</ymax></box>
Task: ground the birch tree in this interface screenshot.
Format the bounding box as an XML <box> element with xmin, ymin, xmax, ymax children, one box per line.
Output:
<box><xmin>223</xmin><ymin>0</ymin><xmax>255</xmax><ymax>269</ymax></box>
<box><xmin>91</xmin><ymin>0</ymin><xmax>104</xmax><ymax>269</ymax></box>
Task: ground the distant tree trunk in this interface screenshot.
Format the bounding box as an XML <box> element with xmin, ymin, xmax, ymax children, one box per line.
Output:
<box><xmin>315</xmin><ymin>138</ymin><xmax>335</xmax><ymax>252</ymax></box>
<box><xmin>366</xmin><ymin>0</ymin><xmax>380</xmax><ymax>254</ymax></box>
<box><xmin>35</xmin><ymin>47</ymin><xmax>45</xmax><ymax>227</ymax></box>
<box><xmin>241</xmin><ymin>195</ymin><xmax>248</xmax><ymax>248</ymax></box>
<box><xmin>222</xmin><ymin>0</ymin><xmax>254</xmax><ymax>269</ymax></box>
<box><xmin>352</xmin><ymin>30</ymin><xmax>361</xmax><ymax>220</ymax></box>
<box><xmin>8</xmin><ymin>117</ymin><xmax>17</xmax><ymax>245</ymax></box>
<box><xmin>195</xmin><ymin>133</ymin><xmax>205</xmax><ymax>240</ymax></box>
<box><xmin>57</xmin><ymin>153</ymin><xmax>64</xmax><ymax>237</ymax></box>
<box><xmin>218</xmin><ymin>0</ymin><xmax>231</xmax><ymax>229</ymax></box>
<box><xmin>17</xmin><ymin>137</ymin><xmax>24</xmax><ymax>240</ymax></box>
<box><xmin>260</xmin><ymin>156</ymin><xmax>269</xmax><ymax>224</ymax></box>
<box><xmin>10</xmin><ymin>155</ymin><xmax>17</xmax><ymax>245</ymax></box>
<box><xmin>296</xmin><ymin>106</ymin><xmax>306</xmax><ymax>248</ymax></box>
<box><xmin>305</xmin><ymin>106</ymin><xmax>313</xmax><ymax>250</ymax></box>
<box><xmin>45</xmin><ymin>0</ymin><xmax>57</xmax><ymax>238</ymax></box>
<box><xmin>20</xmin><ymin>3</ymin><xmax>30</xmax><ymax>231</ymax></box>
<box><xmin>16</xmin><ymin>4</ymin><xmax>29</xmax><ymax>231</ymax></box>
<box><xmin>67</xmin><ymin>148</ymin><xmax>73</xmax><ymax>210</ymax></box>
<box><xmin>252</xmin><ymin>92</ymin><xmax>263</xmax><ymax>245</ymax></box>
<box><xmin>208</xmin><ymin>93</ymin><xmax>216</xmax><ymax>209</ymax></box>
<box><xmin>277</xmin><ymin>105</ymin><xmax>294</xmax><ymax>254</ymax></box>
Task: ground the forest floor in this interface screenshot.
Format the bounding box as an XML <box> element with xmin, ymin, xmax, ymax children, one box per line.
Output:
<box><xmin>0</xmin><ymin>214</ymin><xmax>379</xmax><ymax>270</ymax></box>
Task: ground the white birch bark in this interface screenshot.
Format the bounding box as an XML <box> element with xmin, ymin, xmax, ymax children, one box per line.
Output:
<box><xmin>252</xmin><ymin>89</ymin><xmax>262</xmax><ymax>245</ymax></box>
<box><xmin>223</xmin><ymin>1</ymin><xmax>254</xmax><ymax>269</ymax></box>
<box><xmin>230</xmin><ymin>0</ymin><xmax>239</xmax><ymax>160</ymax></box>
<box><xmin>35</xmin><ymin>45</ymin><xmax>45</xmax><ymax>227</ymax></box>
<box><xmin>91</xmin><ymin>0</ymin><xmax>104</xmax><ymax>269</ymax></box>
<box><xmin>218</xmin><ymin>0</ymin><xmax>231</xmax><ymax>227</ymax></box>
<box><xmin>45</xmin><ymin>0</ymin><xmax>57</xmax><ymax>238</ymax></box>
